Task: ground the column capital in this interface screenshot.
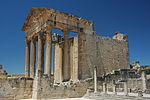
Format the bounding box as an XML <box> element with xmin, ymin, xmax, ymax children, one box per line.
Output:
<box><xmin>62</xmin><ymin>29</ymin><xmax>69</xmax><ymax>35</ymax></box>
<box><xmin>38</xmin><ymin>32</ymin><xmax>44</xmax><ymax>40</ymax></box>
<box><xmin>45</xmin><ymin>26</ymin><xmax>52</xmax><ymax>34</ymax></box>
<box><xmin>25</xmin><ymin>37</ymin><xmax>30</xmax><ymax>43</ymax></box>
<box><xmin>46</xmin><ymin>33</ymin><xmax>52</xmax><ymax>41</ymax></box>
<box><xmin>25</xmin><ymin>40</ymin><xmax>30</xmax><ymax>47</ymax></box>
<box><xmin>31</xmin><ymin>37</ymin><xmax>36</xmax><ymax>42</ymax></box>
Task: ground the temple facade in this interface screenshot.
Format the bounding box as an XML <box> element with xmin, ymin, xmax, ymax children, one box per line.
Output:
<box><xmin>22</xmin><ymin>8</ymin><xmax>130</xmax><ymax>83</ymax></box>
<box><xmin>1</xmin><ymin>8</ymin><xmax>150</xmax><ymax>100</ymax></box>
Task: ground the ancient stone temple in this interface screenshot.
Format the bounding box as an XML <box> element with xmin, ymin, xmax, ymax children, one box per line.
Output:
<box><xmin>22</xmin><ymin>8</ymin><xmax>130</xmax><ymax>83</ymax></box>
<box><xmin>1</xmin><ymin>8</ymin><xmax>150</xmax><ymax>100</ymax></box>
<box><xmin>18</xmin><ymin>8</ymin><xmax>132</xmax><ymax>99</ymax></box>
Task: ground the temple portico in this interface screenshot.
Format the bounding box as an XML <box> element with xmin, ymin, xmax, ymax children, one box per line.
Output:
<box><xmin>23</xmin><ymin>8</ymin><xmax>93</xmax><ymax>83</ymax></box>
<box><xmin>24</xmin><ymin>26</ymin><xmax>81</xmax><ymax>83</ymax></box>
<box><xmin>25</xmin><ymin>27</ymin><xmax>80</xmax><ymax>83</ymax></box>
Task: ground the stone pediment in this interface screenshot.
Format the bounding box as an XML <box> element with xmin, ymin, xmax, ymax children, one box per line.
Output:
<box><xmin>22</xmin><ymin>8</ymin><xmax>93</xmax><ymax>33</ymax></box>
<box><xmin>22</xmin><ymin>8</ymin><xmax>50</xmax><ymax>32</ymax></box>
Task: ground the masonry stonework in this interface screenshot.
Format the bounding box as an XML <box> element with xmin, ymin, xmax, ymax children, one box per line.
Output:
<box><xmin>22</xmin><ymin>8</ymin><xmax>130</xmax><ymax>81</ymax></box>
<box><xmin>0</xmin><ymin>8</ymin><xmax>149</xmax><ymax>99</ymax></box>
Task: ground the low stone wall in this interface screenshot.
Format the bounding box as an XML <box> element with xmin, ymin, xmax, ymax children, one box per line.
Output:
<box><xmin>146</xmin><ymin>79</ymin><xmax>150</xmax><ymax>89</ymax></box>
<box><xmin>32</xmin><ymin>75</ymin><xmax>93</xmax><ymax>99</ymax></box>
<box><xmin>8</xmin><ymin>73</ymin><xmax>25</xmax><ymax>77</ymax></box>
<box><xmin>127</xmin><ymin>78</ymin><xmax>143</xmax><ymax>93</ymax></box>
<box><xmin>0</xmin><ymin>77</ymin><xmax>33</xmax><ymax>100</ymax></box>
<box><xmin>0</xmin><ymin>72</ymin><xmax>150</xmax><ymax>99</ymax></box>
<box><xmin>46</xmin><ymin>82</ymin><xmax>90</xmax><ymax>98</ymax></box>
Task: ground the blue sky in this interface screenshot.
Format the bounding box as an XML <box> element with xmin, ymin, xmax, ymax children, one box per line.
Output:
<box><xmin>0</xmin><ymin>0</ymin><xmax>149</xmax><ymax>73</ymax></box>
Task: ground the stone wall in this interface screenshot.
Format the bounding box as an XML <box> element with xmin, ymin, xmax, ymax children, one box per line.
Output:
<box><xmin>97</xmin><ymin>35</ymin><xmax>129</xmax><ymax>75</ymax></box>
<box><xmin>110</xmin><ymin>78</ymin><xmax>144</xmax><ymax>93</ymax></box>
<box><xmin>32</xmin><ymin>74</ymin><xmax>93</xmax><ymax>99</ymax></box>
<box><xmin>8</xmin><ymin>73</ymin><xmax>25</xmax><ymax>77</ymax></box>
<box><xmin>0</xmin><ymin>77</ymin><xmax>33</xmax><ymax>100</ymax></box>
<box><xmin>127</xmin><ymin>78</ymin><xmax>143</xmax><ymax>92</ymax></box>
<box><xmin>78</xmin><ymin>33</ymin><xmax>130</xmax><ymax>80</ymax></box>
<box><xmin>99</xmin><ymin>71</ymin><xmax>150</xmax><ymax>94</ymax></box>
<box><xmin>147</xmin><ymin>79</ymin><xmax>150</xmax><ymax>89</ymax></box>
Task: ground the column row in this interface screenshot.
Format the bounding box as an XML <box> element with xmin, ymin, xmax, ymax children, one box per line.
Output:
<box><xmin>25</xmin><ymin>28</ymin><xmax>70</xmax><ymax>81</ymax></box>
<box><xmin>25</xmin><ymin>32</ymin><xmax>52</xmax><ymax>78</ymax></box>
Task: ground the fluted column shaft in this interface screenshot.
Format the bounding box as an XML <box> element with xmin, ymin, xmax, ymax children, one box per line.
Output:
<box><xmin>25</xmin><ymin>41</ymin><xmax>30</xmax><ymax>77</ymax></box>
<box><xmin>31</xmin><ymin>39</ymin><xmax>36</xmax><ymax>77</ymax></box>
<box><xmin>38</xmin><ymin>34</ymin><xmax>44</xmax><ymax>74</ymax></box>
<box><xmin>45</xmin><ymin>28</ymin><xmax>52</xmax><ymax>76</ymax></box>
<box><xmin>63</xmin><ymin>30</ymin><xmax>70</xmax><ymax>81</ymax></box>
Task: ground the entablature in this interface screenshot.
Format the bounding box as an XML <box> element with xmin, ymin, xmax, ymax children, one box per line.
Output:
<box><xmin>22</xmin><ymin>8</ymin><xmax>93</xmax><ymax>36</ymax></box>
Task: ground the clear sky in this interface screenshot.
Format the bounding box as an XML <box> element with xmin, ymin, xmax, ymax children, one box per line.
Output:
<box><xmin>0</xmin><ymin>0</ymin><xmax>149</xmax><ymax>73</ymax></box>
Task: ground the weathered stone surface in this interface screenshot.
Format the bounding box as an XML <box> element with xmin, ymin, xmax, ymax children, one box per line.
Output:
<box><xmin>31</xmin><ymin>38</ymin><xmax>36</xmax><ymax>78</ymax></box>
<box><xmin>70</xmin><ymin>36</ymin><xmax>78</xmax><ymax>82</ymax></box>
<box><xmin>2</xmin><ymin>8</ymin><xmax>149</xmax><ymax>100</ymax></box>
<box><xmin>22</xmin><ymin>8</ymin><xmax>130</xmax><ymax>81</ymax></box>
<box><xmin>25</xmin><ymin>41</ymin><xmax>30</xmax><ymax>77</ymax></box>
<box><xmin>0</xmin><ymin>77</ymin><xmax>33</xmax><ymax>100</ymax></box>
<box><xmin>54</xmin><ymin>43</ymin><xmax>63</xmax><ymax>83</ymax></box>
<box><xmin>78</xmin><ymin>34</ymin><xmax>130</xmax><ymax>80</ymax></box>
<box><xmin>45</xmin><ymin>29</ymin><xmax>52</xmax><ymax>76</ymax></box>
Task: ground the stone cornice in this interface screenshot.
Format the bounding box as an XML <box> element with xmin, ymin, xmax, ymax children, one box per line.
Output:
<box><xmin>22</xmin><ymin>8</ymin><xmax>93</xmax><ymax>33</ymax></box>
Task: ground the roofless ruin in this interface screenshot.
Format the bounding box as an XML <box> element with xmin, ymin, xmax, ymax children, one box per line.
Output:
<box><xmin>22</xmin><ymin>8</ymin><xmax>130</xmax><ymax>83</ymax></box>
<box><xmin>4</xmin><ymin>8</ymin><xmax>150</xmax><ymax>100</ymax></box>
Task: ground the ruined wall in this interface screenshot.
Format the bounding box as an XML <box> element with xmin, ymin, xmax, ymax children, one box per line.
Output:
<box><xmin>127</xmin><ymin>78</ymin><xmax>143</xmax><ymax>92</ymax></box>
<box><xmin>78</xmin><ymin>33</ymin><xmax>130</xmax><ymax>80</ymax></box>
<box><xmin>147</xmin><ymin>79</ymin><xmax>150</xmax><ymax>89</ymax></box>
<box><xmin>8</xmin><ymin>73</ymin><xmax>25</xmax><ymax>77</ymax></box>
<box><xmin>100</xmin><ymin>71</ymin><xmax>150</xmax><ymax>94</ymax></box>
<box><xmin>22</xmin><ymin>7</ymin><xmax>130</xmax><ymax>81</ymax></box>
<box><xmin>32</xmin><ymin>74</ymin><xmax>93</xmax><ymax>99</ymax></box>
<box><xmin>0</xmin><ymin>77</ymin><xmax>33</xmax><ymax>100</ymax></box>
<box><xmin>97</xmin><ymin>36</ymin><xmax>129</xmax><ymax>75</ymax></box>
<box><xmin>78</xmin><ymin>28</ymin><xmax>95</xmax><ymax>80</ymax></box>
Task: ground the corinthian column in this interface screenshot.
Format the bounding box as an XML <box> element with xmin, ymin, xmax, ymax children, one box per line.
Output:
<box><xmin>63</xmin><ymin>29</ymin><xmax>70</xmax><ymax>81</ymax></box>
<box><xmin>25</xmin><ymin>40</ymin><xmax>30</xmax><ymax>77</ymax></box>
<box><xmin>45</xmin><ymin>28</ymin><xmax>52</xmax><ymax>76</ymax></box>
<box><xmin>54</xmin><ymin>43</ymin><xmax>63</xmax><ymax>83</ymax></box>
<box><xmin>31</xmin><ymin>38</ymin><xmax>36</xmax><ymax>77</ymax></box>
<box><xmin>38</xmin><ymin>33</ymin><xmax>44</xmax><ymax>74</ymax></box>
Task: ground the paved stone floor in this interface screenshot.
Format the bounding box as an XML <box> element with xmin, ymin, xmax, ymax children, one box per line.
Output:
<box><xmin>22</xmin><ymin>95</ymin><xmax>150</xmax><ymax>100</ymax></box>
<box><xmin>83</xmin><ymin>94</ymin><xmax>150</xmax><ymax>100</ymax></box>
<box><xmin>21</xmin><ymin>92</ymin><xmax>150</xmax><ymax>100</ymax></box>
<box><xmin>81</xmin><ymin>93</ymin><xmax>150</xmax><ymax>100</ymax></box>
